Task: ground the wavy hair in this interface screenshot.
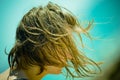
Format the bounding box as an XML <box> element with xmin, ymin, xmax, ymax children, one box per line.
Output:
<box><xmin>8</xmin><ymin>2</ymin><xmax>101</xmax><ymax>79</ymax></box>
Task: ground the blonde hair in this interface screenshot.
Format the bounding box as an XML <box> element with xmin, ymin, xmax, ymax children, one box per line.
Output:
<box><xmin>8</xmin><ymin>2</ymin><xmax>101</xmax><ymax>79</ymax></box>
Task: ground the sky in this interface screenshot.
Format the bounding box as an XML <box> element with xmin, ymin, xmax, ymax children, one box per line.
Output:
<box><xmin>0</xmin><ymin>0</ymin><xmax>120</xmax><ymax>80</ymax></box>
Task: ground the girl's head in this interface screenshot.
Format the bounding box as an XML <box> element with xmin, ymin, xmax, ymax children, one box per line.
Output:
<box><xmin>8</xmin><ymin>2</ymin><xmax>101</xmax><ymax>79</ymax></box>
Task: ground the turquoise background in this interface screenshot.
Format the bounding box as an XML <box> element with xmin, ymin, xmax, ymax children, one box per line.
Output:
<box><xmin>0</xmin><ymin>0</ymin><xmax>120</xmax><ymax>80</ymax></box>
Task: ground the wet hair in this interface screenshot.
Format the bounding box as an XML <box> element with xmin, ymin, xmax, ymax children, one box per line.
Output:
<box><xmin>8</xmin><ymin>2</ymin><xmax>101</xmax><ymax>79</ymax></box>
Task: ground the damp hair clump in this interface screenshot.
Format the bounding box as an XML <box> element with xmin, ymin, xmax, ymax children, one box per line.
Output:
<box><xmin>8</xmin><ymin>2</ymin><xmax>101</xmax><ymax>79</ymax></box>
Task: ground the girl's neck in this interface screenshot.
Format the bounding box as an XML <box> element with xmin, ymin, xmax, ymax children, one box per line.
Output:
<box><xmin>22</xmin><ymin>66</ymin><xmax>47</xmax><ymax>80</ymax></box>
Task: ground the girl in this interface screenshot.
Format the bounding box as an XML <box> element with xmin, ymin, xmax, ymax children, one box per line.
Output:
<box><xmin>0</xmin><ymin>2</ymin><xmax>101</xmax><ymax>80</ymax></box>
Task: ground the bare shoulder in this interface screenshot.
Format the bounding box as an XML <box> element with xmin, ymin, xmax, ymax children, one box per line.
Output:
<box><xmin>0</xmin><ymin>68</ymin><xmax>10</xmax><ymax>80</ymax></box>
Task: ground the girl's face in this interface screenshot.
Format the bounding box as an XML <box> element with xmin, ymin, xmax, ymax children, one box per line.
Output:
<box><xmin>44</xmin><ymin>53</ymin><xmax>72</xmax><ymax>74</ymax></box>
<box><xmin>45</xmin><ymin>66</ymin><xmax>63</xmax><ymax>74</ymax></box>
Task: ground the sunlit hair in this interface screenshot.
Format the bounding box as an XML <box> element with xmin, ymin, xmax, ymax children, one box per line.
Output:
<box><xmin>8</xmin><ymin>2</ymin><xmax>101</xmax><ymax>79</ymax></box>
